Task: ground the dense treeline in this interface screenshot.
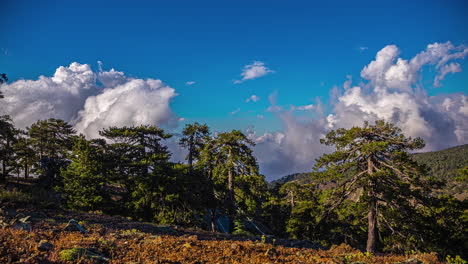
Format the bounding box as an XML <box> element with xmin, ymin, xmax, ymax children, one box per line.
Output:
<box><xmin>0</xmin><ymin>117</ymin><xmax>266</xmax><ymax>231</ymax></box>
<box><xmin>0</xmin><ymin>77</ymin><xmax>466</xmax><ymax>259</ymax></box>
<box><xmin>273</xmin><ymin>145</ymin><xmax>468</xmax><ymax>199</ymax></box>
<box><xmin>412</xmin><ymin>145</ymin><xmax>468</xmax><ymax>199</ymax></box>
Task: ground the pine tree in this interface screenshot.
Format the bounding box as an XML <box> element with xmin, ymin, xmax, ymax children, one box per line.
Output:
<box><xmin>179</xmin><ymin>122</ymin><xmax>210</xmax><ymax>172</ymax></box>
<box><xmin>100</xmin><ymin>125</ymin><xmax>173</xmax><ymax>221</ymax></box>
<box><xmin>0</xmin><ymin>115</ymin><xmax>17</xmax><ymax>181</ymax></box>
<box><xmin>199</xmin><ymin>130</ymin><xmax>266</xmax><ymax>233</ymax></box>
<box><xmin>314</xmin><ymin>120</ymin><xmax>431</xmax><ymax>253</ymax></box>
<box><xmin>13</xmin><ymin>130</ymin><xmax>35</xmax><ymax>179</ymax></box>
<box><xmin>0</xmin><ymin>73</ymin><xmax>7</xmax><ymax>98</ymax></box>
<box><xmin>61</xmin><ymin>137</ymin><xmax>107</xmax><ymax>210</ymax></box>
<box><xmin>27</xmin><ymin>119</ymin><xmax>76</xmax><ymax>185</ymax></box>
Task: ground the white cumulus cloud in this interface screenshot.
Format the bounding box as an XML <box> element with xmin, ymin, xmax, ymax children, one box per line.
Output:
<box><xmin>434</xmin><ymin>62</ymin><xmax>462</xmax><ymax>87</ymax></box>
<box><xmin>75</xmin><ymin>78</ymin><xmax>177</xmax><ymax>138</ymax></box>
<box><xmin>1</xmin><ymin>62</ymin><xmax>179</xmax><ymax>139</ymax></box>
<box><xmin>254</xmin><ymin>42</ymin><xmax>468</xmax><ymax>180</ymax></box>
<box><xmin>1</xmin><ymin>62</ymin><xmax>98</xmax><ymax>128</ymax></box>
<box><xmin>234</xmin><ymin>61</ymin><xmax>274</xmax><ymax>83</ymax></box>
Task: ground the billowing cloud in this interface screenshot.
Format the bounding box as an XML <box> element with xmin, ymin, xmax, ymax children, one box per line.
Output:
<box><xmin>75</xmin><ymin>78</ymin><xmax>177</xmax><ymax>138</ymax></box>
<box><xmin>1</xmin><ymin>62</ymin><xmax>98</xmax><ymax>128</ymax></box>
<box><xmin>1</xmin><ymin>62</ymin><xmax>179</xmax><ymax>139</ymax></box>
<box><xmin>254</xmin><ymin>42</ymin><xmax>468</xmax><ymax>180</ymax></box>
<box><xmin>234</xmin><ymin>61</ymin><xmax>274</xmax><ymax>83</ymax></box>
<box><xmin>330</xmin><ymin>41</ymin><xmax>468</xmax><ymax>149</ymax></box>
<box><xmin>434</xmin><ymin>62</ymin><xmax>461</xmax><ymax>86</ymax></box>
<box><xmin>1</xmin><ymin>43</ymin><xmax>466</xmax><ymax>181</ymax></box>
<box><xmin>251</xmin><ymin>113</ymin><xmax>331</xmax><ymax>179</ymax></box>
<box><xmin>245</xmin><ymin>95</ymin><xmax>260</xmax><ymax>102</ymax></box>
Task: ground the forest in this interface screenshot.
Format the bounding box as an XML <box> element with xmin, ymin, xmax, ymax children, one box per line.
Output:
<box><xmin>1</xmin><ymin>75</ymin><xmax>467</xmax><ymax>263</ymax></box>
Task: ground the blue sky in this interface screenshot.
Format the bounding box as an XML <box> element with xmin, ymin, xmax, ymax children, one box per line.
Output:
<box><xmin>1</xmin><ymin>0</ymin><xmax>467</xmax><ymax>178</ymax></box>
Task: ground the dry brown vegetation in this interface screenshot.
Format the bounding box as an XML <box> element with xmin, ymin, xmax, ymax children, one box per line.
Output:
<box><xmin>0</xmin><ymin>208</ymin><xmax>446</xmax><ymax>264</ymax></box>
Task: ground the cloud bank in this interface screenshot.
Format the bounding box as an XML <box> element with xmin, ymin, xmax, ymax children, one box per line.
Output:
<box><xmin>1</xmin><ymin>63</ymin><xmax>178</xmax><ymax>138</ymax></box>
<box><xmin>254</xmin><ymin>42</ymin><xmax>468</xmax><ymax>180</ymax></box>
<box><xmin>1</xmin><ymin>42</ymin><xmax>466</xmax><ymax>181</ymax></box>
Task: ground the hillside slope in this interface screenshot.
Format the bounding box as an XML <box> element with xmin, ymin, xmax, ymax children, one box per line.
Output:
<box><xmin>412</xmin><ymin>144</ymin><xmax>468</xmax><ymax>199</ymax></box>
<box><xmin>272</xmin><ymin>144</ymin><xmax>468</xmax><ymax>199</ymax></box>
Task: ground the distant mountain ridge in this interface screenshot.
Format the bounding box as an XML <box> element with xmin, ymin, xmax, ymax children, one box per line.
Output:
<box><xmin>271</xmin><ymin>144</ymin><xmax>468</xmax><ymax>199</ymax></box>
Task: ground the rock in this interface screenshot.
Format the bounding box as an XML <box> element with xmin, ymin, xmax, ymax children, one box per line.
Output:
<box><xmin>19</xmin><ymin>215</ymin><xmax>31</xmax><ymax>224</ymax></box>
<box><xmin>37</xmin><ymin>240</ymin><xmax>54</xmax><ymax>251</ymax></box>
<box><xmin>64</xmin><ymin>219</ymin><xmax>87</xmax><ymax>233</ymax></box>
<box><xmin>11</xmin><ymin>219</ymin><xmax>31</xmax><ymax>231</ymax></box>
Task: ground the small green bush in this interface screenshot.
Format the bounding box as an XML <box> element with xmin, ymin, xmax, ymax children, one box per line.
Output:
<box><xmin>59</xmin><ymin>248</ymin><xmax>86</xmax><ymax>261</ymax></box>
<box><xmin>0</xmin><ymin>188</ymin><xmax>32</xmax><ymax>203</ymax></box>
<box><xmin>446</xmin><ymin>255</ymin><xmax>467</xmax><ymax>264</ymax></box>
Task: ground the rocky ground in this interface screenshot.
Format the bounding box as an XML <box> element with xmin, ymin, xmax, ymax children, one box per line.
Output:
<box><xmin>0</xmin><ymin>207</ymin><xmax>445</xmax><ymax>264</ymax></box>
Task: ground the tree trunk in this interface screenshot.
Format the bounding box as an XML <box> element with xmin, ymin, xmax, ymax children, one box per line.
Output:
<box><xmin>24</xmin><ymin>161</ymin><xmax>29</xmax><ymax>179</ymax></box>
<box><xmin>0</xmin><ymin>160</ymin><xmax>5</xmax><ymax>182</ymax></box>
<box><xmin>227</xmin><ymin>167</ymin><xmax>234</xmax><ymax>233</ymax></box>
<box><xmin>210</xmin><ymin>208</ymin><xmax>216</xmax><ymax>232</ymax></box>
<box><xmin>188</xmin><ymin>143</ymin><xmax>193</xmax><ymax>173</ymax></box>
<box><xmin>366</xmin><ymin>157</ymin><xmax>378</xmax><ymax>253</ymax></box>
<box><xmin>143</xmin><ymin>202</ymin><xmax>152</xmax><ymax>222</ymax></box>
<box><xmin>366</xmin><ymin>191</ymin><xmax>378</xmax><ymax>253</ymax></box>
<box><xmin>290</xmin><ymin>191</ymin><xmax>295</xmax><ymax>208</ymax></box>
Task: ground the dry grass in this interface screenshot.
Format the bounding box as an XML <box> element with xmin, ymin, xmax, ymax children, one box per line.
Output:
<box><xmin>0</xmin><ymin>224</ymin><xmax>443</xmax><ymax>264</ymax></box>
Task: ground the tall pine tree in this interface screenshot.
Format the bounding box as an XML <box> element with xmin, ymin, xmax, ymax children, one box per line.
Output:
<box><xmin>314</xmin><ymin>120</ymin><xmax>432</xmax><ymax>253</ymax></box>
<box><xmin>61</xmin><ymin>137</ymin><xmax>108</xmax><ymax>210</ymax></box>
<box><xmin>199</xmin><ymin>130</ymin><xmax>266</xmax><ymax>233</ymax></box>
<box><xmin>179</xmin><ymin>122</ymin><xmax>210</xmax><ymax>172</ymax></box>
<box><xmin>100</xmin><ymin>125</ymin><xmax>173</xmax><ymax>221</ymax></box>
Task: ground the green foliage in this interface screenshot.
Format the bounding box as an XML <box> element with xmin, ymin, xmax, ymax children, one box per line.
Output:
<box><xmin>446</xmin><ymin>255</ymin><xmax>467</xmax><ymax>264</ymax></box>
<box><xmin>27</xmin><ymin>118</ymin><xmax>76</xmax><ymax>185</ymax></box>
<box><xmin>314</xmin><ymin>120</ymin><xmax>430</xmax><ymax>253</ymax></box>
<box><xmin>457</xmin><ymin>166</ymin><xmax>468</xmax><ymax>182</ymax></box>
<box><xmin>61</xmin><ymin>137</ymin><xmax>107</xmax><ymax>210</ymax></box>
<box><xmin>58</xmin><ymin>248</ymin><xmax>108</xmax><ymax>262</ymax></box>
<box><xmin>232</xmin><ymin>219</ymin><xmax>254</xmax><ymax>236</ymax></box>
<box><xmin>98</xmin><ymin>125</ymin><xmax>204</xmax><ymax>226</ymax></box>
<box><xmin>0</xmin><ymin>187</ymin><xmax>32</xmax><ymax>204</ymax></box>
<box><xmin>412</xmin><ymin>144</ymin><xmax>468</xmax><ymax>199</ymax></box>
<box><xmin>198</xmin><ymin>129</ymin><xmax>267</xmax><ymax>232</ymax></box>
<box><xmin>27</xmin><ymin>118</ymin><xmax>76</xmax><ymax>159</ymax></box>
<box><xmin>100</xmin><ymin>125</ymin><xmax>173</xmax><ymax>221</ymax></box>
<box><xmin>0</xmin><ymin>115</ymin><xmax>17</xmax><ymax>181</ymax></box>
<box><xmin>0</xmin><ymin>110</ymin><xmax>465</xmax><ymax>258</ymax></box>
<box><xmin>13</xmin><ymin>131</ymin><xmax>35</xmax><ymax>179</ymax></box>
<box><xmin>179</xmin><ymin>122</ymin><xmax>210</xmax><ymax>170</ymax></box>
<box><xmin>0</xmin><ymin>184</ymin><xmax>60</xmax><ymax>208</ymax></box>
